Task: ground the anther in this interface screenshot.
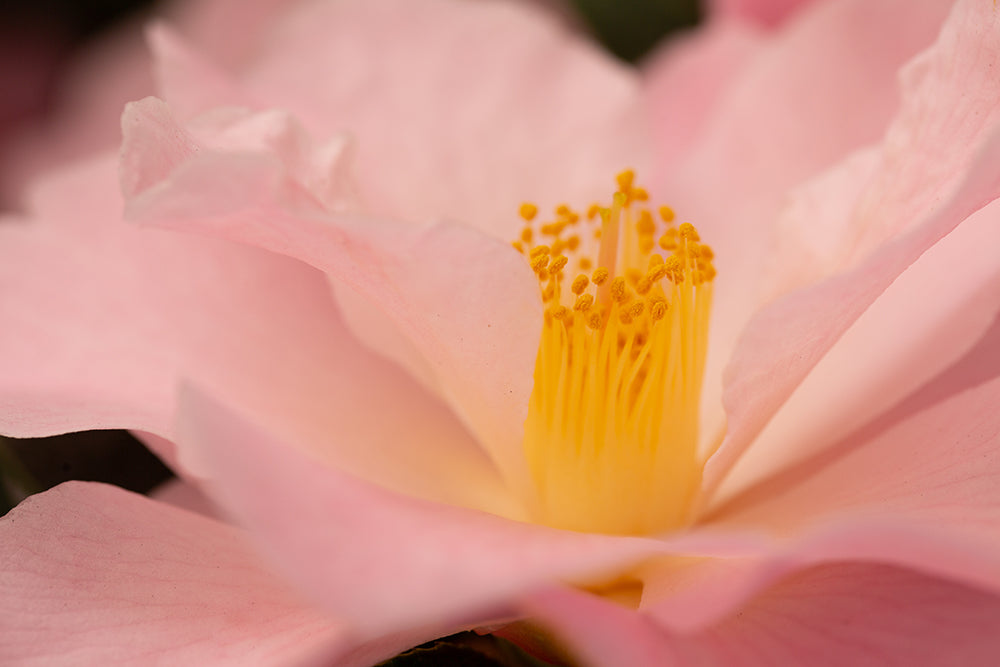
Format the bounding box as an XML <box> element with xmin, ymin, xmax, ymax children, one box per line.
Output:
<box><xmin>574</xmin><ymin>294</ymin><xmax>595</xmax><ymax>312</ymax></box>
<box><xmin>610</xmin><ymin>277</ymin><xmax>629</xmax><ymax>303</ymax></box>
<box><xmin>549</xmin><ymin>255</ymin><xmax>569</xmax><ymax>274</ymax></box>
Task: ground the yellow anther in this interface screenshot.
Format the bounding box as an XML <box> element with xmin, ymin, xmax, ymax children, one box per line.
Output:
<box><xmin>700</xmin><ymin>245</ymin><xmax>715</xmax><ymax>260</ymax></box>
<box><xmin>635</xmin><ymin>277</ymin><xmax>653</xmax><ymax>296</ymax></box>
<box><xmin>555</xmin><ymin>205</ymin><xmax>580</xmax><ymax>224</ymax></box>
<box><xmin>542</xmin><ymin>284</ymin><xmax>556</xmax><ymax>301</ymax></box>
<box><xmin>658</xmin><ymin>205</ymin><xmax>675</xmax><ymax>223</ymax></box>
<box><xmin>537</xmin><ymin>268</ymin><xmax>550</xmax><ymax>282</ymax></box>
<box><xmin>521</xmin><ymin>227</ymin><xmax>533</xmax><ymax>243</ymax></box>
<box><xmin>648</xmin><ymin>254</ymin><xmax>664</xmax><ymax>268</ymax></box>
<box><xmin>649</xmin><ymin>262</ymin><xmax>671</xmax><ymax>281</ymax></box>
<box><xmin>541</xmin><ymin>222</ymin><xmax>567</xmax><ymax>236</ymax></box>
<box><xmin>571</xmin><ymin>274</ymin><xmax>590</xmax><ymax>295</ymax></box>
<box><xmin>519</xmin><ymin>203</ymin><xmax>538</xmax><ymax>221</ymax></box>
<box><xmin>658</xmin><ymin>233</ymin><xmax>678</xmax><ymax>251</ymax></box>
<box><xmin>592</xmin><ymin>267</ymin><xmax>610</xmax><ymax>285</ymax></box>
<box><xmin>678</xmin><ymin>222</ymin><xmax>699</xmax><ymax>241</ymax></box>
<box><xmin>512</xmin><ymin>241</ymin><xmax>524</xmax><ymax>253</ymax></box>
<box><xmin>637</xmin><ymin>211</ymin><xmax>656</xmax><ymax>236</ymax></box>
<box><xmin>551</xmin><ymin>305</ymin><xmax>569</xmax><ymax>321</ymax></box>
<box><xmin>639</xmin><ymin>237</ymin><xmax>655</xmax><ymax>254</ymax></box>
<box><xmin>529</xmin><ymin>245</ymin><xmax>550</xmax><ymax>259</ymax></box>
<box><xmin>632</xmin><ymin>187</ymin><xmax>649</xmax><ymax>202</ymax></box>
<box><xmin>574</xmin><ymin>294</ymin><xmax>595</xmax><ymax>311</ymax></box>
<box><xmin>549</xmin><ymin>255</ymin><xmax>569</xmax><ymax>274</ymax></box>
<box><xmin>531</xmin><ymin>254</ymin><xmax>549</xmax><ymax>272</ymax></box>
<box><xmin>587</xmin><ymin>203</ymin><xmax>602</xmax><ymax>220</ymax></box>
<box><xmin>629</xmin><ymin>302</ymin><xmax>645</xmax><ymax>318</ymax></box>
<box><xmin>616</xmin><ymin>169</ymin><xmax>635</xmax><ymax>193</ymax></box>
<box><xmin>586</xmin><ymin>311</ymin><xmax>603</xmax><ymax>330</ymax></box>
<box><xmin>610</xmin><ymin>277</ymin><xmax>629</xmax><ymax>303</ymax></box>
<box><xmin>551</xmin><ymin>239</ymin><xmax>566</xmax><ymax>255</ymax></box>
<box><xmin>619</xmin><ymin>309</ymin><xmax>635</xmax><ymax>325</ymax></box>
<box><xmin>566</xmin><ymin>235</ymin><xmax>581</xmax><ymax>251</ymax></box>
<box><xmin>579</xmin><ymin>257</ymin><xmax>593</xmax><ymax>271</ymax></box>
<box><xmin>649</xmin><ymin>298</ymin><xmax>668</xmax><ymax>321</ymax></box>
<box><xmin>625</xmin><ymin>268</ymin><xmax>643</xmax><ymax>286</ymax></box>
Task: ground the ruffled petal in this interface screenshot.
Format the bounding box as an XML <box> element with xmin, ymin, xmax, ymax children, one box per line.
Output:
<box><xmin>0</xmin><ymin>0</ymin><xmax>293</xmax><ymax>206</ymax></box>
<box><xmin>122</xmin><ymin>97</ymin><xmax>540</xmax><ymax>490</ymax></box>
<box><xmin>236</xmin><ymin>0</ymin><xmax>644</xmax><ymax>236</ymax></box>
<box><xmin>2</xmin><ymin>151</ymin><xmax>503</xmax><ymax>512</ymax></box>
<box><xmin>705</xmin><ymin>0</ymin><xmax>1000</xmax><ymax>498</ymax></box>
<box><xmin>0</xmin><ymin>482</ymin><xmax>345</xmax><ymax>665</ymax></box>
<box><xmin>657</xmin><ymin>0</ymin><xmax>953</xmax><ymax>447</ymax></box>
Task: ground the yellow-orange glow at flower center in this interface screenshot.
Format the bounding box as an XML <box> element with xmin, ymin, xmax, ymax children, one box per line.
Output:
<box><xmin>515</xmin><ymin>170</ymin><xmax>715</xmax><ymax>535</ymax></box>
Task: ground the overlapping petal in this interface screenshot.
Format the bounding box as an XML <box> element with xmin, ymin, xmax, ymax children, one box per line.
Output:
<box><xmin>723</xmin><ymin>196</ymin><xmax>1000</xmax><ymax>496</ymax></box>
<box><xmin>651</xmin><ymin>0</ymin><xmax>954</xmax><ymax>445</ymax></box>
<box><xmin>705</xmin><ymin>0</ymin><xmax>1000</xmax><ymax>498</ymax></box>
<box><xmin>2</xmin><ymin>0</ymin><xmax>1000</xmax><ymax>662</ymax></box>
<box><xmin>0</xmin><ymin>482</ymin><xmax>348</xmax><ymax>665</ymax></box>
<box><xmin>1</xmin><ymin>150</ymin><xmax>505</xmax><ymax>511</ymax></box>
<box><xmin>527</xmin><ymin>564</ymin><xmax>1000</xmax><ymax>666</ymax></box>
<box><xmin>121</xmin><ymin>96</ymin><xmax>540</xmax><ymax>492</ymax></box>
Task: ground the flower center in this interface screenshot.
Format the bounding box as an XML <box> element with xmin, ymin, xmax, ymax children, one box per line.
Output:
<box><xmin>514</xmin><ymin>170</ymin><xmax>715</xmax><ymax>535</ymax></box>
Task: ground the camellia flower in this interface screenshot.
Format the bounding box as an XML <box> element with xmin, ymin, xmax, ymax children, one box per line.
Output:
<box><xmin>3</xmin><ymin>0</ymin><xmax>1000</xmax><ymax>664</ymax></box>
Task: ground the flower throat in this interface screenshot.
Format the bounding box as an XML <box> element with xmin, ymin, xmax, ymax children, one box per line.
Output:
<box><xmin>514</xmin><ymin>170</ymin><xmax>714</xmax><ymax>536</ymax></box>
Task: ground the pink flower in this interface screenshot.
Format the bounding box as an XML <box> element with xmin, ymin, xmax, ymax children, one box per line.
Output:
<box><xmin>3</xmin><ymin>0</ymin><xmax>1000</xmax><ymax>664</ymax></box>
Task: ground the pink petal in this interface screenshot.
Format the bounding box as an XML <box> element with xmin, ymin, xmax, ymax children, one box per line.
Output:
<box><xmin>0</xmin><ymin>0</ymin><xmax>293</xmax><ymax>206</ymax></box>
<box><xmin>176</xmin><ymin>384</ymin><xmax>763</xmax><ymax>638</ymax></box>
<box><xmin>719</xmin><ymin>194</ymin><xmax>1000</xmax><ymax>498</ymax></box>
<box><xmin>162</xmin><ymin>0</ymin><xmax>646</xmax><ymax>236</ymax></box>
<box><xmin>179</xmin><ymin>384</ymin><xmax>1000</xmax><ymax>643</ymax></box>
<box><xmin>528</xmin><ymin>564</ymin><xmax>1000</xmax><ymax>666</ymax></box>
<box><xmin>520</xmin><ymin>587</ymin><xmax>679</xmax><ymax>667</ymax></box>
<box><xmin>2</xmin><ymin>153</ymin><xmax>504</xmax><ymax>513</ymax></box>
<box><xmin>122</xmin><ymin>97</ymin><xmax>540</xmax><ymax>490</ymax></box>
<box><xmin>656</xmin><ymin>0</ymin><xmax>953</xmax><ymax>445</ymax></box>
<box><xmin>642</xmin><ymin>17</ymin><xmax>764</xmax><ymax>163</ymax></box>
<box><xmin>708</xmin><ymin>0</ymin><xmax>819</xmax><ymax>28</ymax></box>
<box><xmin>707</xmin><ymin>318</ymin><xmax>1000</xmax><ymax>556</ymax></box>
<box><xmin>146</xmin><ymin>24</ymin><xmax>258</xmax><ymax>121</ymax></box>
<box><xmin>0</xmin><ymin>482</ymin><xmax>346</xmax><ymax>664</ymax></box>
<box><xmin>150</xmin><ymin>477</ymin><xmax>218</xmax><ymax>518</ymax></box>
<box><xmin>705</xmin><ymin>0</ymin><xmax>1000</xmax><ymax>498</ymax></box>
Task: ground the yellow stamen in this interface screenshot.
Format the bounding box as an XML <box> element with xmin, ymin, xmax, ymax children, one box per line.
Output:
<box><xmin>516</xmin><ymin>170</ymin><xmax>715</xmax><ymax>535</ymax></box>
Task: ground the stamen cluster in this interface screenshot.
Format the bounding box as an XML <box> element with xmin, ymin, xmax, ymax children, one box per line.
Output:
<box><xmin>515</xmin><ymin>170</ymin><xmax>715</xmax><ymax>535</ymax></box>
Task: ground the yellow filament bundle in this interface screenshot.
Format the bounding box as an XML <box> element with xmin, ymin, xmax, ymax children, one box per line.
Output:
<box><xmin>514</xmin><ymin>170</ymin><xmax>715</xmax><ymax>535</ymax></box>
